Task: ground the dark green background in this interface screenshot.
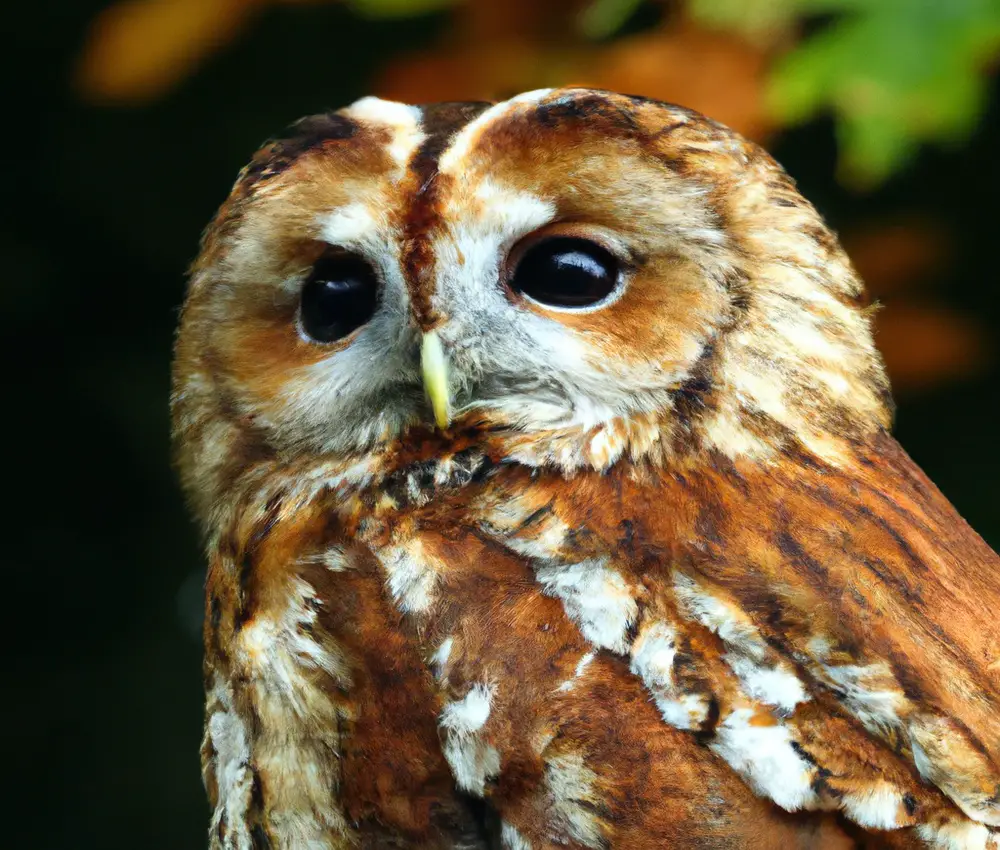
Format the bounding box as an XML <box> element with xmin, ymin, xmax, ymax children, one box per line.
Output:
<box><xmin>7</xmin><ymin>3</ymin><xmax>998</xmax><ymax>847</ymax></box>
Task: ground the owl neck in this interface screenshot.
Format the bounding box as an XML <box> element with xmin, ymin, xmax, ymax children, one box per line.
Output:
<box><xmin>200</xmin><ymin>415</ymin><xmax>892</xmax><ymax>555</ymax></box>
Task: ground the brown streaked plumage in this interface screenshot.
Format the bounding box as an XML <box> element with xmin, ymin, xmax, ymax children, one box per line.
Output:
<box><xmin>173</xmin><ymin>88</ymin><xmax>1000</xmax><ymax>849</ymax></box>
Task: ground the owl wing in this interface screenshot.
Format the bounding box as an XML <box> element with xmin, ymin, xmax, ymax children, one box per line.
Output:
<box><xmin>432</xmin><ymin>431</ymin><xmax>1000</xmax><ymax>848</ymax></box>
<box><xmin>398</xmin><ymin>491</ymin><xmax>871</xmax><ymax>849</ymax></box>
<box><xmin>666</xmin><ymin>431</ymin><xmax>1000</xmax><ymax>832</ymax></box>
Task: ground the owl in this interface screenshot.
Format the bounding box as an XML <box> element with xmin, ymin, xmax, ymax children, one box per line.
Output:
<box><xmin>172</xmin><ymin>88</ymin><xmax>1000</xmax><ymax>850</ymax></box>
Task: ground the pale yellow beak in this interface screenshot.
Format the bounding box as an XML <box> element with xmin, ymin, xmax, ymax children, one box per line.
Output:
<box><xmin>421</xmin><ymin>331</ymin><xmax>451</xmax><ymax>429</ymax></box>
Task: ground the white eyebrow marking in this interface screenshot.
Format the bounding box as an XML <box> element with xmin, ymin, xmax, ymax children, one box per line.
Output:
<box><xmin>437</xmin><ymin>89</ymin><xmax>554</xmax><ymax>174</ymax></box>
<box><xmin>342</xmin><ymin>96</ymin><xmax>425</xmax><ymax>171</ymax></box>
<box><xmin>317</xmin><ymin>201</ymin><xmax>379</xmax><ymax>247</ymax></box>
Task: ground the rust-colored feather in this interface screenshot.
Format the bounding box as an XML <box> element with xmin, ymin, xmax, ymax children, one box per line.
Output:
<box><xmin>175</xmin><ymin>88</ymin><xmax>1000</xmax><ymax>849</ymax></box>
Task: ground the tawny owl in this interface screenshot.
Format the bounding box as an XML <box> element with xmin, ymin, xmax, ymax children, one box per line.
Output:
<box><xmin>172</xmin><ymin>88</ymin><xmax>1000</xmax><ymax>850</ymax></box>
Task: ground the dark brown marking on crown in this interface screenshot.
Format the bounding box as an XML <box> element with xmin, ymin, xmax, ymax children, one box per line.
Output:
<box><xmin>400</xmin><ymin>101</ymin><xmax>493</xmax><ymax>329</ymax></box>
<box><xmin>241</xmin><ymin>112</ymin><xmax>359</xmax><ymax>194</ymax></box>
<box><xmin>534</xmin><ymin>88</ymin><xmax>642</xmax><ymax>133</ymax></box>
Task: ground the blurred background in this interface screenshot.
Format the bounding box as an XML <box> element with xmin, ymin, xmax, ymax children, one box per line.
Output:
<box><xmin>7</xmin><ymin>0</ymin><xmax>999</xmax><ymax>846</ymax></box>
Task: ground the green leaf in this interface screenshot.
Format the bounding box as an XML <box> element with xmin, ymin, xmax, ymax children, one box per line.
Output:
<box><xmin>836</xmin><ymin>114</ymin><xmax>918</xmax><ymax>189</ymax></box>
<box><xmin>697</xmin><ymin>0</ymin><xmax>1000</xmax><ymax>187</ymax></box>
<box><xmin>589</xmin><ymin>0</ymin><xmax>1000</xmax><ymax>185</ymax></box>
<box><xmin>767</xmin><ymin>20</ymin><xmax>853</xmax><ymax>123</ymax></box>
<box><xmin>687</xmin><ymin>0</ymin><xmax>798</xmax><ymax>36</ymax></box>
<box><xmin>578</xmin><ymin>0</ymin><xmax>646</xmax><ymax>39</ymax></box>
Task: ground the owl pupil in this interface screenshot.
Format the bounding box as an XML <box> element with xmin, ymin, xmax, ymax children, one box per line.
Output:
<box><xmin>299</xmin><ymin>254</ymin><xmax>378</xmax><ymax>343</ymax></box>
<box><xmin>510</xmin><ymin>237</ymin><xmax>619</xmax><ymax>308</ymax></box>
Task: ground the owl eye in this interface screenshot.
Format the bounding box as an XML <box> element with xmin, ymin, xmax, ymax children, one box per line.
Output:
<box><xmin>509</xmin><ymin>237</ymin><xmax>621</xmax><ymax>309</ymax></box>
<box><xmin>299</xmin><ymin>253</ymin><xmax>378</xmax><ymax>343</ymax></box>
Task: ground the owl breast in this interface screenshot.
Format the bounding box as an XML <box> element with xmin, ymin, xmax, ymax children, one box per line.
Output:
<box><xmin>201</xmin><ymin>429</ymin><xmax>1000</xmax><ymax>849</ymax></box>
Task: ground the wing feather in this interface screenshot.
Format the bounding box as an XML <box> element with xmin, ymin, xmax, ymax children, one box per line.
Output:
<box><xmin>469</xmin><ymin>434</ymin><xmax>1000</xmax><ymax>844</ymax></box>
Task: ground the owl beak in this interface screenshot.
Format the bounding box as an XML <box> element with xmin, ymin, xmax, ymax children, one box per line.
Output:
<box><xmin>421</xmin><ymin>331</ymin><xmax>451</xmax><ymax>429</ymax></box>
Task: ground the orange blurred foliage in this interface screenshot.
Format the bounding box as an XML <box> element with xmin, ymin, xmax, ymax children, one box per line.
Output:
<box><xmin>845</xmin><ymin>218</ymin><xmax>989</xmax><ymax>392</ymax></box>
<box><xmin>76</xmin><ymin>0</ymin><xmax>769</xmax><ymax>142</ymax></box>
<box><xmin>73</xmin><ymin>0</ymin><xmax>992</xmax><ymax>394</ymax></box>
<box><xmin>377</xmin><ymin>18</ymin><xmax>770</xmax><ymax>140</ymax></box>
<box><xmin>76</xmin><ymin>0</ymin><xmax>259</xmax><ymax>102</ymax></box>
<box><xmin>844</xmin><ymin>217</ymin><xmax>951</xmax><ymax>298</ymax></box>
<box><xmin>875</xmin><ymin>304</ymin><xmax>988</xmax><ymax>394</ymax></box>
<box><xmin>76</xmin><ymin>0</ymin><xmax>330</xmax><ymax>101</ymax></box>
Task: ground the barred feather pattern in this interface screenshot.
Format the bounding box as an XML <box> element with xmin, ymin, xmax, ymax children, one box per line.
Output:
<box><xmin>198</xmin><ymin>430</ymin><xmax>1000</xmax><ymax>849</ymax></box>
<box><xmin>175</xmin><ymin>88</ymin><xmax>1000</xmax><ymax>849</ymax></box>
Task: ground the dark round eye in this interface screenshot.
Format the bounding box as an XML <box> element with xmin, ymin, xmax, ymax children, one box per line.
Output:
<box><xmin>509</xmin><ymin>237</ymin><xmax>621</xmax><ymax>308</ymax></box>
<box><xmin>299</xmin><ymin>253</ymin><xmax>378</xmax><ymax>343</ymax></box>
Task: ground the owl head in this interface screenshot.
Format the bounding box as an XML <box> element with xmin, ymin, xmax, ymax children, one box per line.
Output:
<box><xmin>172</xmin><ymin>88</ymin><xmax>891</xmax><ymax>526</ymax></box>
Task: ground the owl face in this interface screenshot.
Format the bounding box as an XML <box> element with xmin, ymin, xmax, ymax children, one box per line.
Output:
<box><xmin>174</xmin><ymin>88</ymin><xmax>890</xmax><ymax>521</ymax></box>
